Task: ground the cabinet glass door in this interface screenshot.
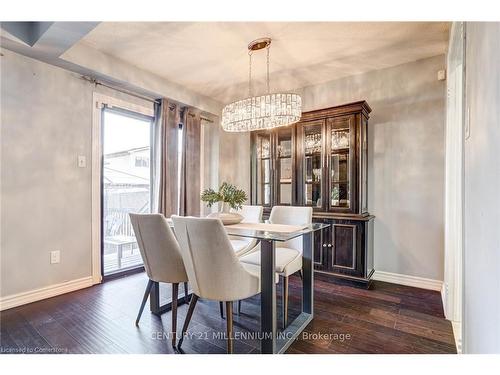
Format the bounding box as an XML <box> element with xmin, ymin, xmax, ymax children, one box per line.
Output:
<box><xmin>254</xmin><ymin>133</ymin><xmax>272</xmax><ymax>206</ymax></box>
<box><xmin>276</xmin><ymin>128</ymin><xmax>293</xmax><ymax>205</ymax></box>
<box><xmin>301</xmin><ymin>121</ymin><xmax>323</xmax><ymax>208</ymax></box>
<box><xmin>329</xmin><ymin>116</ymin><xmax>353</xmax><ymax>209</ymax></box>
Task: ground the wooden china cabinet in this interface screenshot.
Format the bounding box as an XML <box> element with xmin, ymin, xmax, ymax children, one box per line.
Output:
<box><xmin>250</xmin><ymin>101</ymin><xmax>374</xmax><ymax>287</ymax></box>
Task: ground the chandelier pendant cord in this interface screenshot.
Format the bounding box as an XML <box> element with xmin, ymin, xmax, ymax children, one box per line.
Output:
<box><xmin>248</xmin><ymin>50</ymin><xmax>253</xmax><ymax>97</ymax></box>
<box><xmin>266</xmin><ymin>45</ymin><xmax>270</xmax><ymax>94</ymax></box>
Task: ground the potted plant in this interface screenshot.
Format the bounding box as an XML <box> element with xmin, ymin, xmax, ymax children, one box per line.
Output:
<box><xmin>201</xmin><ymin>182</ymin><xmax>247</xmax><ymax>224</ymax></box>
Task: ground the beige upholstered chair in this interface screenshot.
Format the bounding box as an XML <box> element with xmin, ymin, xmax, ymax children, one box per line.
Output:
<box><xmin>129</xmin><ymin>213</ymin><xmax>189</xmax><ymax>348</ymax></box>
<box><xmin>172</xmin><ymin>216</ymin><xmax>261</xmax><ymax>353</ymax></box>
<box><xmin>240</xmin><ymin>206</ymin><xmax>313</xmax><ymax>328</ymax></box>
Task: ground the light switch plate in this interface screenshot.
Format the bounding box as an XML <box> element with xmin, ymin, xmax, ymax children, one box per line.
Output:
<box><xmin>78</xmin><ymin>155</ymin><xmax>87</xmax><ymax>168</ymax></box>
<box><xmin>50</xmin><ymin>250</ymin><xmax>60</xmax><ymax>264</ymax></box>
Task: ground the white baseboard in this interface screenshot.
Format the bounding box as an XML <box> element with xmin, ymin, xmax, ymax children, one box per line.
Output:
<box><xmin>0</xmin><ymin>276</ymin><xmax>94</xmax><ymax>311</ymax></box>
<box><xmin>373</xmin><ymin>270</ymin><xmax>443</xmax><ymax>291</ymax></box>
<box><xmin>452</xmin><ymin>321</ymin><xmax>462</xmax><ymax>354</ymax></box>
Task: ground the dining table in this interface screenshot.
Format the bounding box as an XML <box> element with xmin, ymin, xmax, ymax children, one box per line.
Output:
<box><xmin>158</xmin><ymin>219</ymin><xmax>329</xmax><ymax>354</ymax></box>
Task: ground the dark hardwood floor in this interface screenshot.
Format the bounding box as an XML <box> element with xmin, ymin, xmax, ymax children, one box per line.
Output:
<box><xmin>0</xmin><ymin>272</ymin><xmax>456</xmax><ymax>354</ymax></box>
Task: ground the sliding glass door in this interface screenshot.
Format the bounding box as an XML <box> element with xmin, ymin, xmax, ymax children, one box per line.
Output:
<box><xmin>101</xmin><ymin>106</ymin><xmax>154</xmax><ymax>276</ymax></box>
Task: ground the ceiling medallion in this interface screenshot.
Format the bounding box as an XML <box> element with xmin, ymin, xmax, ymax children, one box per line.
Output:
<box><xmin>221</xmin><ymin>38</ymin><xmax>302</xmax><ymax>132</ymax></box>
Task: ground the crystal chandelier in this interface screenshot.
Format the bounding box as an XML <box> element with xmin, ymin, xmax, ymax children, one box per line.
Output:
<box><xmin>221</xmin><ymin>38</ymin><xmax>302</xmax><ymax>132</ymax></box>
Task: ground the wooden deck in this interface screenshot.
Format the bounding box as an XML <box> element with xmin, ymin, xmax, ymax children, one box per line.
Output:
<box><xmin>103</xmin><ymin>251</ymin><xmax>143</xmax><ymax>275</ymax></box>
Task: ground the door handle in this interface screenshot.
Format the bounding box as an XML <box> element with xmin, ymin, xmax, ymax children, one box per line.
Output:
<box><xmin>328</xmin><ymin>244</ymin><xmax>332</xmax><ymax>248</ymax></box>
<box><xmin>322</xmin><ymin>244</ymin><xmax>327</xmax><ymax>248</ymax></box>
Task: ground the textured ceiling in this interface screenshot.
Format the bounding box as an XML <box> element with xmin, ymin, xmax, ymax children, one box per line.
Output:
<box><xmin>79</xmin><ymin>22</ymin><xmax>450</xmax><ymax>103</ymax></box>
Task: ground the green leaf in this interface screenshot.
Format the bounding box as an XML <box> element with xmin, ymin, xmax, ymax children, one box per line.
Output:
<box><xmin>200</xmin><ymin>182</ymin><xmax>247</xmax><ymax>210</ymax></box>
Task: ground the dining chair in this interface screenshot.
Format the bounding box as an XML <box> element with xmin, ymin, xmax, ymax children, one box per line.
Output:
<box><xmin>129</xmin><ymin>213</ymin><xmax>189</xmax><ymax>348</ymax></box>
<box><xmin>239</xmin><ymin>206</ymin><xmax>313</xmax><ymax>328</ymax></box>
<box><xmin>172</xmin><ymin>216</ymin><xmax>261</xmax><ymax>353</ymax></box>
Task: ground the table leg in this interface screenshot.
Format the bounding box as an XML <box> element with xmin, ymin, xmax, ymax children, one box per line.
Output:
<box><xmin>302</xmin><ymin>232</ymin><xmax>313</xmax><ymax>314</ymax></box>
<box><xmin>260</xmin><ymin>239</ymin><xmax>276</xmax><ymax>354</ymax></box>
<box><xmin>150</xmin><ymin>281</ymin><xmax>160</xmax><ymax>313</ymax></box>
<box><xmin>117</xmin><ymin>244</ymin><xmax>123</xmax><ymax>269</ymax></box>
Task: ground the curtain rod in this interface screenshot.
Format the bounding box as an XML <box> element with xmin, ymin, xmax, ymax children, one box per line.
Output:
<box><xmin>187</xmin><ymin>112</ymin><xmax>214</xmax><ymax>123</ymax></box>
<box><xmin>82</xmin><ymin>76</ymin><xmax>215</xmax><ymax>123</ymax></box>
<box><xmin>82</xmin><ymin>76</ymin><xmax>160</xmax><ymax>104</ymax></box>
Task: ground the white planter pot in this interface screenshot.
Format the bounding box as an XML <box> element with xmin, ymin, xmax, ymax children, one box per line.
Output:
<box><xmin>207</xmin><ymin>202</ymin><xmax>243</xmax><ymax>225</ymax></box>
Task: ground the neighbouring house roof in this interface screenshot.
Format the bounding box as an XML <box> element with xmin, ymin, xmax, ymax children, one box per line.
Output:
<box><xmin>104</xmin><ymin>146</ymin><xmax>149</xmax><ymax>159</ymax></box>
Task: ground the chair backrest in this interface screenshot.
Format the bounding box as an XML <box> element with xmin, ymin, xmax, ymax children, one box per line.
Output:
<box><xmin>172</xmin><ymin>216</ymin><xmax>259</xmax><ymax>301</ymax></box>
<box><xmin>233</xmin><ymin>205</ymin><xmax>263</xmax><ymax>223</ymax></box>
<box><xmin>129</xmin><ymin>213</ymin><xmax>188</xmax><ymax>283</ymax></box>
<box><xmin>269</xmin><ymin>206</ymin><xmax>313</xmax><ymax>253</ymax></box>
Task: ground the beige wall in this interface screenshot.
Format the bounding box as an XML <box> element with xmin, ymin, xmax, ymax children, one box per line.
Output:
<box><xmin>218</xmin><ymin>130</ymin><xmax>251</xmax><ymax>203</ymax></box>
<box><xmin>463</xmin><ymin>22</ymin><xmax>500</xmax><ymax>354</ymax></box>
<box><xmin>2</xmin><ymin>49</ymin><xmax>93</xmax><ymax>296</ymax></box>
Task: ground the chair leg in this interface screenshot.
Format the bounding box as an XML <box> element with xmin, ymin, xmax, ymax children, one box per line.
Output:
<box><xmin>219</xmin><ymin>301</ymin><xmax>224</xmax><ymax>319</ymax></box>
<box><xmin>183</xmin><ymin>282</ymin><xmax>189</xmax><ymax>303</ymax></box>
<box><xmin>282</xmin><ymin>276</ymin><xmax>289</xmax><ymax>329</ymax></box>
<box><xmin>135</xmin><ymin>279</ymin><xmax>154</xmax><ymax>326</ymax></box>
<box><xmin>298</xmin><ymin>269</ymin><xmax>303</xmax><ymax>281</ymax></box>
<box><xmin>225</xmin><ymin>301</ymin><xmax>234</xmax><ymax>354</ymax></box>
<box><xmin>171</xmin><ymin>283</ymin><xmax>179</xmax><ymax>348</ymax></box>
<box><xmin>237</xmin><ymin>300</ymin><xmax>242</xmax><ymax>315</ymax></box>
<box><xmin>177</xmin><ymin>294</ymin><xmax>199</xmax><ymax>349</ymax></box>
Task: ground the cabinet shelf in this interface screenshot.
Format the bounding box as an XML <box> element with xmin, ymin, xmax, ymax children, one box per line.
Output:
<box><xmin>330</xmin><ymin>147</ymin><xmax>350</xmax><ymax>152</ymax></box>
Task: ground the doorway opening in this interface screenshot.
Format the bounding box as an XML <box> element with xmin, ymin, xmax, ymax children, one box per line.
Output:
<box><xmin>101</xmin><ymin>106</ymin><xmax>154</xmax><ymax>276</ymax></box>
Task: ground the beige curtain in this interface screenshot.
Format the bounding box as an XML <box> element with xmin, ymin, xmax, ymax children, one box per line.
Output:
<box><xmin>179</xmin><ymin>108</ymin><xmax>201</xmax><ymax>216</ymax></box>
<box><xmin>158</xmin><ymin>99</ymin><xmax>181</xmax><ymax>217</ymax></box>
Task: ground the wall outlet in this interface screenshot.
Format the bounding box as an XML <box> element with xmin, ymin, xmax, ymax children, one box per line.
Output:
<box><xmin>437</xmin><ymin>69</ymin><xmax>446</xmax><ymax>81</ymax></box>
<box><xmin>77</xmin><ymin>155</ymin><xmax>87</xmax><ymax>168</ymax></box>
<box><xmin>50</xmin><ymin>250</ymin><xmax>60</xmax><ymax>264</ymax></box>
